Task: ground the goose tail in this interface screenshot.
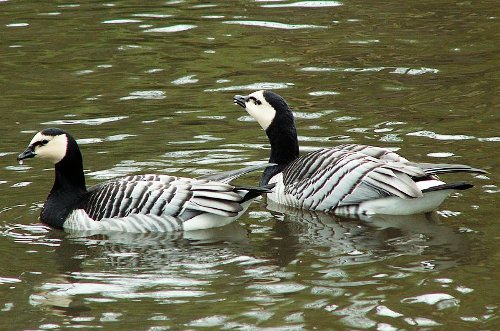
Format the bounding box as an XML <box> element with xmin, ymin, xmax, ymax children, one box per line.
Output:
<box><xmin>237</xmin><ymin>183</ymin><xmax>275</xmax><ymax>202</ymax></box>
<box><xmin>410</xmin><ymin>162</ymin><xmax>487</xmax><ymax>176</ymax></box>
<box><xmin>357</xmin><ymin>181</ymin><xmax>474</xmax><ymax>215</ymax></box>
<box><xmin>421</xmin><ymin>181</ymin><xmax>473</xmax><ymax>193</ymax></box>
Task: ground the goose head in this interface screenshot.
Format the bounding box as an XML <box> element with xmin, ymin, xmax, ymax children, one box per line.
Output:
<box><xmin>233</xmin><ymin>90</ymin><xmax>293</xmax><ymax>131</ymax></box>
<box><xmin>17</xmin><ymin>128</ymin><xmax>69</xmax><ymax>165</ymax></box>
<box><xmin>234</xmin><ymin>91</ymin><xmax>299</xmax><ymax>175</ymax></box>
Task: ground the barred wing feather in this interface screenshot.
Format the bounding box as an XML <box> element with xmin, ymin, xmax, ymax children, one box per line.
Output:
<box><xmin>280</xmin><ymin>149</ymin><xmax>425</xmax><ymax>211</ymax></box>
<box><xmin>83</xmin><ymin>175</ymin><xmax>244</xmax><ymax>223</ymax></box>
<box><xmin>335</xmin><ymin>144</ymin><xmax>486</xmax><ymax>176</ymax></box>
<box><xmin>335</xmin><ymin>144</ymin><xmax>410</xmax><ymax>162</ymax></box>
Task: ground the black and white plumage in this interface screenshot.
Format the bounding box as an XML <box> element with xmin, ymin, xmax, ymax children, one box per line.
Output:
<box><xmin>233</xmin><ymin>90</ymin><xmax>486</xmax><ymax>215</ymax></box>
<box><xmin>17</xmin><ymin>128</ymin><xmax>272</xmax><ymax>232</ymax></box>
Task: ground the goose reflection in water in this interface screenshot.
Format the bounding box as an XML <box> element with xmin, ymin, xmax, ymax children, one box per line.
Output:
<box><xmin>23</xmin><ymin>206</ymin><xmax>471</xmax><ymax>317</ymax></box>
<box><xmin>263</xmin><ymin>201</ymin><xmax>470</xmax><ymax>270</ymax></box>
<box><xmin>27</xmin><ymin>222</ymin><xmax>250</xmax><ymax>316</ymax></box>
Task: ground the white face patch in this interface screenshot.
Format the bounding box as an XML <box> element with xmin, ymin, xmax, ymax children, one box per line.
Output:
<box><xmin>29</xmin><ymin>132</ymin><xmax>68</xmax><ymax>164</ymax></box>
<box><xmin>244</xmin><ymin>90</ymin><xmax>276</xmax><ymax>130</ymax></box>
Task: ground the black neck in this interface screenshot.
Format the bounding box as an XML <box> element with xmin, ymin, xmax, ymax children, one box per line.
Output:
<box><xmin>260</xmin><ymin>112</ymin><xmax>299</xmax><ymax>185</ymax></box>
<box><xmin>41</xmin><ymin>137</ymin><xmax>86</xmax><ymax>229</ymax></box>
<box><xmin>52</xmin><ymin>149</ymin><xmax>86</xmax><ymax>193</ymax></box>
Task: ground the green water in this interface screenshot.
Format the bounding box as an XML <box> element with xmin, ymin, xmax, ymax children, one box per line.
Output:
<box><xmin>0</xmin><ymin>0</ymin><xmax>498</xmax><ymax>329</ymax></box>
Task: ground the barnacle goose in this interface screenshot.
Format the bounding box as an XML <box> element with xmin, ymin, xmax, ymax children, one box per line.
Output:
<box><xmin>233</xmin><ymin>90</ymin><xmax>486</xmax><ymax>215</ymax></box>
<box><xmin>17</xmin><ymin>128</ymin><xmax>273</xmax><ymax>233</ymax></box>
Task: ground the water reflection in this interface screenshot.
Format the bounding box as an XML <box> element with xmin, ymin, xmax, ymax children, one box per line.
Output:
<box><xmin>4</xmin><ymin>206</ymin><xmax>472</xmax><ymax>323</ymax></box>
<box><xmin>0</xmin><ymin>0</ymin><xmax>496</xmax><ymax>328</ymax></box>
<box><xmin>41</xmin><ymin>116</ymin><xmax>128</xmax><ymax>126</ymax></box>
<box><xmin>223</xmin><ymin>20</ymin><xmax>326</xmax><ymax>30</ymax></box>
<box><xmin>0</xmin><ymin>197</ymin><xmax>487</xmax><ymax>328</ymax></box>
<box><xmin>260</xmin><ymin>1</ymin><xmax>343</xmax><ymax>8</ymax></box>
<box><xmin>66</xmin><ymin>221</ymin><xmax>250</xmax><ymax>250</ymax></box>
<box><xmin>264</xmin><ymin>202</ymin><xmax>470</xmax><ymax>270</ymax></box>
<box><xmin>301</xmin><ymin>66</ymin><xmax>440</xmax><ymax>75</ymax></box>
<box><xmin>143</xmin><ymin>25</ymin><xmax>197</xmax><ymax>33</ymax></box>
<box><xmin>26</xmin><ymin>222</ymin><xmax>251</xmax><ymax>316</ymax></box>
<box><xmin>205</xmin><ymin>82</ymin><xmax>293</xmax><ymax>92</ymax></box>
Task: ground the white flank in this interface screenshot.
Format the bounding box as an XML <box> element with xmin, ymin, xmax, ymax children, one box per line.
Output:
<box><xmin>358</xmin><ymin>189</ymin><xmax>453</xmax><ymax>215</ymax></box>
<box><xmin>267</xmin><ymin>170</ymin><xmax>455</xmax><ymax>215</ymax></box>
<box><xmin>183</xmin><ymin>201</ymin><xmax>252</xmax><ymax>231</ymax></box>
<box><xmin>64</xmin><ymin>201</ymin><xmax>253</xmax><ymax>233</ymax></box>
<box><xmin>64</xmin><ymin>209</ymin><xmax>183</xmax><ymax>233</ymax></box>
<box><xmin>267</xmin><ymin>173</ymin><xmax>291</xmax><ymax>205</ymax></box>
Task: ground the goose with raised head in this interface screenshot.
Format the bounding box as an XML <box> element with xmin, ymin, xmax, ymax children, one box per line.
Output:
<box><xmin>17</xmin><ymin>128</ymin><xmax>272</xmax><ymax>232</ymax></box>
<box><xmin>233</xmin><ymin>90</ymin><xmax>486</xmax><ymax>215</ymax></box>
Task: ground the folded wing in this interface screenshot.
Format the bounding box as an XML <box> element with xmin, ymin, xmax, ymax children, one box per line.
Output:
<box><xmin>82</xmin><ymin>175</ymin><xmax>247</xmax><ymax>223</ymax></box>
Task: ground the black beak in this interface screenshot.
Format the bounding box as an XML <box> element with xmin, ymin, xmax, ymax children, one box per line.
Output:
<box><xmin>17</xmin><ymin>146</ymin><xmax>36</xmax><ymax>162</ymax></box>
<box><xmin>233</xmin><ymin>95</ymin><xmax>247</xmax><ymax>108</ymax></box>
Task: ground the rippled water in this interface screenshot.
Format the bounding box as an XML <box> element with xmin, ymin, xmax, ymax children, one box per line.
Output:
<box><xmin>0</xmin><ymin>0</ymin><xmax>498</xmax><ymax>329</ymax></box>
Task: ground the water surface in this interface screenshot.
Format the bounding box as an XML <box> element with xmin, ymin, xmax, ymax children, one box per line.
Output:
<box><xmin>0</xmin><ymin>0</ymin><xmax>498</xmax><ymax>329</ymax></box>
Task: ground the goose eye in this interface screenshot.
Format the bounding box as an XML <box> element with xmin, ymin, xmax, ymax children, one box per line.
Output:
<box><xmin>249</xmin><ymin>96</ymin><xmax>262</xmax><ymax>105</ymax></box>
<box><xmin>41</xmin><ymin>140</ymin><xmax>49</xmax><ymax>145</ymax></box>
